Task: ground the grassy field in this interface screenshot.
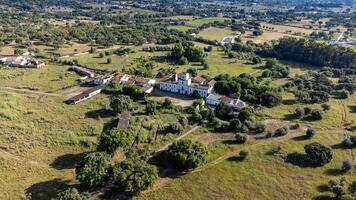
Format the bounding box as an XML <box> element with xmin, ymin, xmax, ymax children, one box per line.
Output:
<box><xmin>187</xmin><ymin>17</ymin><xmax>230</xmax><ymax>27</ymax></box>
<box><xmin>0</xmin><ymin>64</ymin><xmax>80</xmax><ymax>92</ymax></box>
<box><xmin>197</xmin><ymin>27</ymin><xmax>236</xmax><ymax>41</ymax></box>
<box><xmin>167</xmin><ymin>25</ymin><xmax>194</xmax><ymax>32</ymax></box>
<box><xmin>0</xmin><ymin>88</ymin><xmax>109</xmax><ymax>199</ymax></box>
<box><xmin>140</xmin><ymin>93</ymin><xmax>356</xmax><ymax>200</ymax></box>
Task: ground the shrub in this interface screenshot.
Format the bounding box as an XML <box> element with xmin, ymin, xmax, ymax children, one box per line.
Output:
<box><xmin>235</xmin><ymin>133</ymin><xmax>248</xmax><ymax>144</ymax></box>
<box><xmin>167</xmin><ymin>122</ymin><xmax>183</xmax><ymax>134</ymax></box>
<box><xmin>239</xmin><ymin>124</ymin><xmax>249</xmax><ymax>133</ymax></box>
<box><xmin>342</xmin><ymin>160</ymin><xmax>354</xmax><ymax>172</ymax></box>
<box><xmin>265</xmin><ymin>131</ymin><xmax>274</xmax><ymax>138</ymax></box>
<box><xmin>294</xmin><ymin>108</ymin><xmax>304</xmax><ymax>118</ymax></box>
<box><xmin>239</xmin><ymin>150</ymin><xmax>249</xmax><ymax>160</ymax></box>
<box><xmin>146</xmin><ymin>100</ymin><xmax>158</xmax><ymax>115</ymax></box>
<box><xmin>340</xmin><ymin>89</ymin><xmax>350</xmax><ymax>99</ymax></box>
<box><xmin>321</xmin><ymin>103</ymin><xmax>331</xmax><ymax>111</ymax></box>
<box><xmin>342</xmin><ymin>138</ymin><xmax>354</xmax><ymax>148</ymax></box>
<box><xmin>179</xmin><ymin>117</ymin><xmax>188</xmax><ymax>128</ymax></box>
<box><xmin>57</xmin><ymin>188</ymin><xmax>90</xmax><ymax>200</ymax></box>
<box><xmin>304</xmin><ymin>107</ymin><xmax>312</xmax><ymax>115</ymax></box>
<box><xmin>230</xmin><ymin>119</ymin><xmax>242</xmax><ymax>132</ymax></box>
<box><xmin>255</xmin><ymin>122</ymin><xmax>266</xmax><ymax>133</ymax></box>
<box><xmin>162</xmin><ymin>98</ymin><xmax>173</xmax><ymax>109</ymax></box>
<box><xmin>304</xmin><ymin>142</ymin><xmax>333</xmax><ymax>166</ymax></box>
<box><xmin>290</xmin><ymin>123</ymin><xmax>300</xmax><ymax>130</ymax></box>
<box><xmin>167</xmin><ymin>139</ymin><xmax>208</xmax><ymax>170</ymax></box>
<box><xmin>306</xmin><ymin>128</ymin><xmax>316</xmax><ymax>138</ymax></box>
<box><xmin>311</xmin><ymin>110</ymin><xmax>323</xmax><ymax>120</ymax></box>
<box><xmin>274</xmin><ymin>126</ymin><xmax>289</xmax><ymax>137</ymax></box>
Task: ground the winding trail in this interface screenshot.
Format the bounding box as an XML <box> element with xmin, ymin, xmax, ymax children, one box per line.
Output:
<box><xmin>0</xmin><ymin>148</ymin><xmax>49</xmax><ymax>168</ymax></box>
<box><xmin>0</xmin><ymin>87</ymin><xmax>60</xmax><ymax>97</ymax></box>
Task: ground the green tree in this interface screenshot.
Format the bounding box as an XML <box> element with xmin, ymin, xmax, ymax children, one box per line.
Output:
<box><xmin>98</xmin><ymin>128</ymin><xmax>134</xmax><ymax>153</ymax></box>
<box><xmin>168</xmin><ymin>139</ymin><xmax>208</xmax><ymax>170</ymax></box>
<box><xmin>304</xmin><ymin>142</ymin><xmax>333</xmax><ymax>166</ymax></box>
<box><xmin>75</xmin><ymin>152</ymin><xmax>111</xmax><ymax>188</ymax></box>
<box><xmin>107</xmin><ymin>57</ymin><xmax>112</xmax><ymax>64</ymax></box>
<box><xmin>146</xmin><ymin>100</ymin><xmax>157</xmax><ymax>115</ymax></box>
<box><xmin>110</xmin><ymin>95</ymin><xmax>133</xmax><ymax>114</ymax></box>
<box><xmin>110</xmin><ymin>158</ymin><xmax>158</xmax><ymax>194</ymax></box>
<box><xmin>57</xmin><ymin>188</ymin><xmax>90</xmax><ymax>200</ymax></box>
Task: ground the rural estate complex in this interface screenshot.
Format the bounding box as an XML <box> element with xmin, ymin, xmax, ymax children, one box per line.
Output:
<box><xmin>0</xmin><ymin>0</ymin><xmax>355</xmax><ymax>200</ymax></box>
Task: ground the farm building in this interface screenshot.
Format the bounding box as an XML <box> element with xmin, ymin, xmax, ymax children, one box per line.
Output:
<box><xmin>221</xmin><ymin>37</ymin><xmax>236</xmax><ymax>45</ymax></box>
<box><xmin>206</xmin><ymin>93</ymin><xmax>248</xmax><ymax>110</ymax></box>
<box><xmin>92</xmin><ymin>74</ymin><xmax>114</xmax><ymax>86</ymax></box>
<box><xmin>159</xmin><ymin>73</ymin><xmax>215</xmax><ymax>98</ymax></box>
<box><xmin>0</xmin><ymin>56</ymin><xmax>45</xmax><ymax>68</ymax></box>
<box><xmin>66</xmin><ymin>86</ymin><xmax>103</xmax><ymax>104</ymax></box>
<box><xmin>71</xmin><ymin>66</ymin><xmax>95</xmax><ymax>78</ymax></box>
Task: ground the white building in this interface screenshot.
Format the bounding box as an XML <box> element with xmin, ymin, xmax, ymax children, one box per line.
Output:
<box><xmin>0</xmin><ymin>56</ymin><xmax>45</xmax><ymax>68</ymax></box>
<box><xmin>92</xmin><ymin>74</ymin><xmax>114</xmax><ymax>86</ymax></box>
<box><xmin>206</xmin><ymin>93</ymin><xmax>248</xmax><ymax>110</ymax></box>
<box><xmin>159</xmin><ymin>73</ymin><xmax>215</xmax><ymax>98</ymax></box>
<box><xmin>221</xmin><ymin>37</ymin><xmax>236</xmax><ymax>45</ymax></box>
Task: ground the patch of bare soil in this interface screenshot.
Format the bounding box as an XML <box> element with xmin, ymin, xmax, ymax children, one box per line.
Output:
<box><xmin>195</xmin><ymin>132</ymin><xmax>235</xmax><ymax>145</ymax></box>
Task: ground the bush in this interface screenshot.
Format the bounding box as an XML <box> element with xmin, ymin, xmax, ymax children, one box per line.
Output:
<box><xmin>239</xmin><ymin>150</ymin><xmax>249</xmax><ymax>160</ymax></box>
<box><xmin>311</xmin><ymin>110</ymin><xmax>323</xmax><ymax>120</ymax></box>
<box><xmin>265</xmin><ymin>131</ymin><xmax>274</xmax><ymax>138</ymax></box>
<box><xmin>178</xmin><ymin>56</ymin><xmax>189</xmax><ymax>65</ymax></box>
<box><xmin>290</xmin><ymin>123</ymin><xmax>300</xmax><ymax>130</ymax></box>
<box><xmin>167</xmin><ymin>139</ymin><xmax>208</xmax><ymax>170</ymax></box>
<box><xmin>321</xmin><ymin>103</ymin><xmax>331</xmax><ymax>111</ymax></box>
<box><xmin>167</xmin><ymin>123</ymin><xmax>183</xmax><ymax>134</ymax></box>
<box><xmin>230</xmin><ymin>119</ymin><xmax>241</xmax><ymax>132</ymax></box>
<box><xmin>255</xmin><ymin>122</ymin><xmax>266</xmax><ymax>133</ymax></box>
<box><xmin>235</xmin><ymin>133</ymin><xmax>248</xmax><ymax>144</ymax></box>
<box><xmin>162</xmin><ymin>98</ymin><xmax>173</xmax><ymax>109</ymax></box>
<box><xmin>342</xmin><ymin>137</ymin><xmax>355</xmax><ymax>148</ymax></box>
<box><xmin>304</xmin><ymin>107</ymin><xmax>312</xmax><ymax>115</ymax></box>
<box><xmin>340</xmin><ymin>89</ymin><xmax>350</xmax><ymax>99</ymax></box>
<box><xmin>57</xmin><ymin>188</ymin><xmax>90</xmax><ymax>200</ymax></box>
<box><xmin>306</xmin><ymin>128</ymin><xmax>316</xmax><ymax>138</ymax></box>
<box><xmin>342</xmin><ymin>160</ymin><xmax>354</xmax><ymax>172</ymax></box>
<box><xmin>294</xmin><ymin>108</ymin><xmax>304</xmax><ymax>118</ymax></box>
<box><xmin>179</xmin><ymin>117</ymin><xmax>188</xmax><ymax>128</ymax></box>
<box><xmin>274</xmin><ymin>126</ymin><xmax>289</xmax><ymax>137</ymax></box>
<box><xmin>304</xmin><ymin>142</ymin><xmax>333</xmax><ymax>166</ymax></box>
<box><xmin>239</xmin><ymin>124</ymin><xmax>249</xmax><ymax>133</ymax></box>
<box><xmin>146</xmin><ymin>100</ymin><xmax>158</xmax><ymax>115</ymax></box>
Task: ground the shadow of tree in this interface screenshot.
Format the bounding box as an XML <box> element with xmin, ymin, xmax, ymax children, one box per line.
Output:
<box><xmin>324</xmin><ymin>168</ymin><xmax>345</xmax><ymax>176</ymax></box>
<box><xmin>26</xmin><ymin>179</ymin><xmax>71</xmax><ymax>200</ymax></box>
<box><xmin>50</xmin><ymin>152</ymin><xmax>89</xmax><ymax>170</ymax></box>
<box><xmin>226</xmin><ymin>156</ymin><xmax>245</xmax><ymax>162</ymax></box>
<box><xmin>285</xmin><ymin>152</ymin><xmax>318</xmax><ymax>168</ymax></box>
<box><xmin>85</xmin><ymin>108</ymin><xmax>116</xmax><ymax>119</ymax></box>
<box><xmin>312</xmin><ymin>195</ymin><xmax>333</xmax><ymax>200</ymax></box>
<box><xmin>317</xmin><ymin>184</ymin><xmax>330</xmax><ymax>192</ymax></box>
<box><xmin>283</xmin><ymin>99</ymin><xmax>297</xmax><ymax>105</ymax></box>
<box><xmin>292</xmin><ymin>135</ymin><xmax>309</xmax><ymax>141</ymax></box>
<box><xmin>348</xmin><ymin>105</ymin><xmax>356</xmax><ymax>113</ymax></box>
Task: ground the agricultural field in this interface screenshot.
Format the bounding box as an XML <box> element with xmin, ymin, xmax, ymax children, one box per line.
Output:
<box><xmin>197</xmin><ymin>27</ymin><xmax>236</xmax><ymax>41</ymax></box>
<box><xmin>186</xmin><ymin>17</ymin><xmax>230</xmax><ymax>27</ymax></box>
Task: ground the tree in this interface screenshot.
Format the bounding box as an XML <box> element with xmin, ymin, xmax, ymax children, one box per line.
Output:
<box><xmin>98</xmin><ymin>128</ymin><xmax>134</xmax><ymax>153</ymax></box>
<box><xmin>99</xmin><ymin>52</ymin><xmax>104</xmax><ymax>58</ymax></box>
<box><xmin>75</xmin><ymin>152</ymin><xmax>111</xmax><ymax>188</ymax></box>
<box><xmin>230</xmin><ymin>119</ymin><xmax>242</xmax><ymax>132</ymax></box>
<box><xmin>253</xmin><ymin>29</ymin><xmax>263</xmax><ymax>36</ymax></box>
<box><xmin>239</xmin><ymin>150</ymin><xmax>249</xmax><ymax>160</ymax></box>
<box><xmin>187</xmin><ymin>67</ymin><xmax>197</xmax><ymax>77</ymax></box>
<box><xmin>178</xmin><ymin>56</ymin><xmax>189</xmax><ymax>65</ymax></box>
<box><xmin>167</xmin><ymin>139</ymin><xmax>208</xmax><ymax>170</ymax></box>
<box><xmin>107</xmin><ymin>57</ymin><xmax>112</xmax><ymax>64</ymax></box>
<box><xmin>162</xmin><ymin>98</ymin><xmax>173</xmax><ymax>109</ymax></box>
<box><xmin>261</xmin><ymin>92</ymin><xmax>282</xmax><ymax>107</ymax></box>
<box><xmin>306</xmin><ymin>128</ymin><xmax>316</xmax><ymax>138</ymax></box>
<box><xmin>110</xmin><ymin>158</ymin><xmax>158</xmax><ymax>194</ymax></box>
<box><xmin>146</xmin><ymin>100</ymin><xmax>157</xmax><ymax>115</ymax></box>
<box><xmin>321</xmin><ymin>103</ymin><xmax>330</xmax><ymax>111</ymax></box>
<box><xmin>265</xmin><ymin>58</ymin><xmax>277</xmax><ymax>68</ymax></box>
<box><xmin>340</xmin><ymin>89</ymin><xmax>350</xmax><ymax>99</ymax></box>
<box><xmin>89</xmin><ymin>47</ymin><xmax>96</xmax><ymax>54</ymax></box>
<box><xmin>110</xmin><ymin>95</ymin><xmax>133</xmax><ymax>114</ymax></box>
<box><xmin>304</xmin><ymin>142</ymin><xmax>333</xmax><ymax>166</ymax></box>
<box><xmin>252</xmin><ymin>56</ymin><xmax>262</xmax><ymax>65</ymax></box>
<box><xmin>341</xmin><ymin>160</ymin><xmax>353</xmax><ymax>172</ymax></box>
<box><xmin>166</xmin><ymin>122</ymin><xmax>183</xmax><ymax>134</ymax></box>
<box><xmin>235</xmin><ymin>133</ymin><xmax>248</xmax><ymax>144</ymax></box>
<box><xmin>311</xmin><ymin>110</ymin><xmax>323</xmax><ymax>120</ymax></box>
<box><xmin>14</xmin><ymin>48</ymin><xmax>24</xmax><ymax>55</ymax></box>
<box><xmin>255</xmin><ymin>122</ymin><xmax>266</xmax><ymax>133</ymax></box>
<box><xmin>57</xmin><ymin>188</ymin><xmax>90</xmax><ymax>200</ymax></box>
<box><xmin>294</xmin><ymin>108</ymin><xmax>304</xmax><ymax>118</ymax></box>
<box><xmin>274</xmin><ymin>126</ymin><xmax>289</xmax><ymax>137</ymax></box>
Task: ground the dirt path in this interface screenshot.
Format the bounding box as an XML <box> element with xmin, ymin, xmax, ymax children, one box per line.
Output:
<box><xmin>0</xmin><ymin>148</ymin><xmax>49</xmax><ymax>168</ymax></box>
<box><xmin>150</xmin><ymin>126</ymin><xmax>200</xmax><ymax>159</ymax></box>
<box><xmin>337</xmin><ymin>100</ymin><xmax>347</xmax><ymax>128</ymax></box>
<box><xmin>0</xmin><ymin>87</ymin><xmax>60</xmax><ymax>97</ymax></box>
